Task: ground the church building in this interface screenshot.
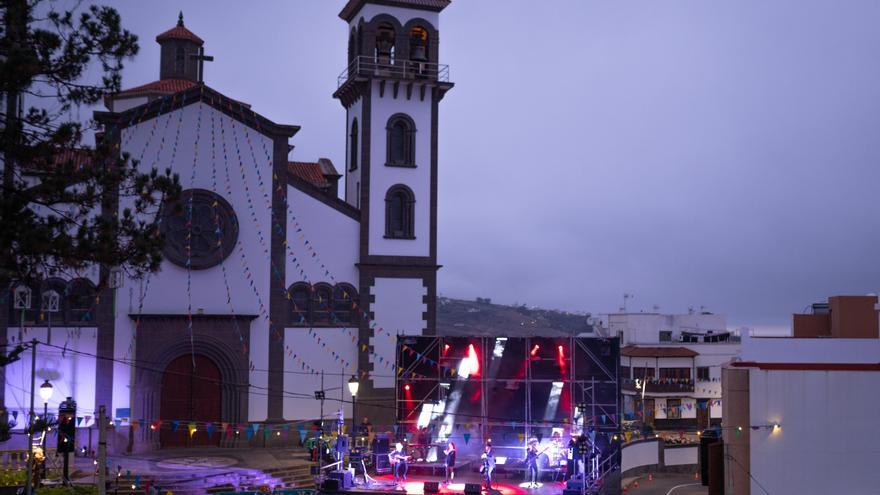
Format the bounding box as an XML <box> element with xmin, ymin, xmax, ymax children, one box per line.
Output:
<box><xmin>3</xmin><ymin>0</ymin><xmax>452</xmax><ymax>450</ymax></box>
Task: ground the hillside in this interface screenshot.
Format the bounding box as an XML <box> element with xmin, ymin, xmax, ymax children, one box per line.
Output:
<box><xmin>436</xmin><ymin>297</ymin><xmax>597</xmax><ymax>337</ymax></box>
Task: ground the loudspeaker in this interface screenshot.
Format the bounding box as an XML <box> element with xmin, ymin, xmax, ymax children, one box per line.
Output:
<box><xmin>329</xmin><ymin>470</ymin><xmax>353</xmax><ymax>489</ymax></box>
<box><xmin>322</xmin><ymin>479</ymin><xmax>340</xmax><ymax>491</ymax></box>
<box><xmin>566</xmin><ymin>479</ymin><xmax>583</xmax><ymax>490</ymax></box>
<box><xmin>464</xmin><ymin>483</ymin><xmax>482</xmax><ymax>494</ymax></box>
<box><xmin>424</xmin><ymin>482</ymin><xmax>440</xmax><ymax>493</ymax></box>
<box><xmin>372</xmin><ymin>437</ymin><xmax>390</xmax><ymax>454</ymax></box>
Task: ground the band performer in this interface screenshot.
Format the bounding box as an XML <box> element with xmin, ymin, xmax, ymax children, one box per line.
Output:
<box><xmin>525</xmin><ymin>438</ymin><xmax>540</xmax><ymax>487</ymax></box>
<box><xmin>443</xmin><ymin>441</ymin><xmax>457</xmax><ymax>485</ymax></box>
<box><xmin>480</xmin><ymin>443</ymin><xmax>496</xmax><ymax>490</ymax></box>
<box><xmin>389</xmin><ymin>442</ymin><xmax>411</xmax><ymax>484</ymax></box>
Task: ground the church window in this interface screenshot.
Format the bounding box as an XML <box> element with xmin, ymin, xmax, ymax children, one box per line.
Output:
<box><xmin>349</xmin><ymin>119</ymin><xmax>359</xmax><ymax>171</ymax></box>
<box><xmin>332</xmin><ymin>284</ymin><xmax>358</xmax><ymax>325</ymax></box>
<box><xmin>289</xmin><ymin>283</ymin><xmax>310</xmax><ymax>324</ymax></box>
<box><xmin>386</xmin><ymin>114</ymin><xmax>416</xmax><ymax>167</ymax></box>
<box><xmin>385</xmin><ymin>185</ymin><xmax>415</xmax><ymax>239</ymax></box>
<box><xmin>67</xmin><ymin>278</ymin><xmax>96</xmax><ymax>323</ymax></box>
<box><xmin>311</xmin><ymin>283</ymin><xmax>333</xmax><ymax>324</ymax></box>
<box><xmin>41</xmin><ymin>278</ymin><xmax>67</xmax><ymax>322</ymax></box>
<box><xmin>409</xmin><ymin>26</ymin><xmax>428</xmax><ymax>62</ymax></box>
<box><xmin>175</xmin><ymin>46</ymin><xmax>186</xmax><ymax>75</ymax></box>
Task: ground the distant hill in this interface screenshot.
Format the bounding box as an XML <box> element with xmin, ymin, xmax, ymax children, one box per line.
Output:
<box><xmin>436</xmin><ymin>297</ymin><xmax>598</xmax><ymax>337</ymax></box>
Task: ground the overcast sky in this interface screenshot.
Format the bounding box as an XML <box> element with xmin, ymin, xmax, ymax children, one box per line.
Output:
<box><xmin>90</xmin><ymin>0</ymin><xmax>880</xmax><ymax>331</ymax></box>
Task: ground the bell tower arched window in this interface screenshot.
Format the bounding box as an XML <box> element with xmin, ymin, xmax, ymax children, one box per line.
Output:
<box><xmin>386</xmin><ymin>114</ymin><xmax>416</xmax><ymax>167</ymax></box>
<box><xmin>376</xmin><ymin>23</ymin><xmax>396</xmax><ymax>64</ymax></box>
<box><xmin>349</xmin><ymin>119</ymin><xmax>359</xmax><ymax>171</ymax></box>
<box><xmin>289</xmin><ymin>282</ymin><xmax>310</xmax><ymax>324</ymax></box>
<box><xmin>311</xmin><ymin>283</ymin><xmax>333</xmax><ymax>324</ymax></box>
<box><xmin>385</xmin><ymin>185</ymin><xmax>415</xmax><ymax>239</ymax></box>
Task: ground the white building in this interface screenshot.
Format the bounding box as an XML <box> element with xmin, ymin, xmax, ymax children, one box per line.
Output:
<box><xmin>3</xmin><ymin>0</ymin><xmax>453</xmax><ymax>451</ymax></box>
<box><xmin>601</xmin><ymin>312</ymin><xmax>739</xmax><ymax>431</ymax></box>
<box><xmin>722</xmin><ymin>296</ymin><xmax>880</xmax><ymax>494</ymax></box>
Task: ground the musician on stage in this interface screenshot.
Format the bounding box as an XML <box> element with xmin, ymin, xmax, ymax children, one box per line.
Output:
<box><xmin>566</xmin><ymin>436</ymin><xmax>577</xmax><ymax>481</ymax></box>
<box><xmin>443</xmin><ymin>441</ymin><xmax>457</xmax><ymax>485</ymax></box>
<box><xmin>525</xmin><ymin>438</ymin><xmax>540</xmax><ymax>488</ymax></box>
<box><xmin>480</xmin><ymin>443</ymin><xmax>496</xmax><ymax>490</ymax></box>
<box><xmin>389</xmin><ymin>442</ymin><xmax>410</xmax><ymax>484</ymax></box>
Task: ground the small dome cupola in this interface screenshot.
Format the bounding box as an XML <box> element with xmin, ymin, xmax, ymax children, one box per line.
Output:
<box><xmin>156</xmin><ymin>12</ymin><xmax>204</xmax><ymax>82</ymax></box>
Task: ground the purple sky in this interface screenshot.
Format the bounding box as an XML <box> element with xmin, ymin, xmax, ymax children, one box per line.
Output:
<box><xmin>90</xmin><ymin>0</ymin><xmax>880</xmax><ymax>331</ymax></box>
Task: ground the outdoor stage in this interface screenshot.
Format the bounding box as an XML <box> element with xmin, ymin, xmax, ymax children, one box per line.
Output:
<box><xmin>324</xmin><ymin>473</ymin><xmax>569</xmax><ymax>495</ymax></box>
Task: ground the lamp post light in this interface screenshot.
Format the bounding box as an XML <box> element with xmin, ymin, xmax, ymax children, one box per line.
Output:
<box><xmin>347</xmin><ymin>375</ymin><xmax>359</xmax><ymax>439</ymax></box>
<box><xmin>39</xmin><ymin>380</ymin><xmax>53</xmax><ymax>420</ymax></box>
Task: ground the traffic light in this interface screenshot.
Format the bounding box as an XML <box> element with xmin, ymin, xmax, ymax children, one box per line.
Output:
<box><xmin>57</xmin><ymin>397</ymin><xmax>76</xmax><ymax>453</ymax></box>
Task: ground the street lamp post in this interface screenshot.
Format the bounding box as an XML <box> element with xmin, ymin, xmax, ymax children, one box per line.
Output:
<box><xmin>39</xmin><ymin>380</ymin><xmax>53</xmax><ymax>421</ymax></box>
<box><xmin>347</xmin><ymin>375</ymin><xmax>359</xmax><ymax>439</ymax></box>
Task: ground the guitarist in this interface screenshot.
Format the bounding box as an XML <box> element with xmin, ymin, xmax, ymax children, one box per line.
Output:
<box><xmin>480</xmin><ymin>443</ymin><xmax>496</xmax><ymax>490</ymax></box>
<box><xmin>389</xmin><ymin>442</ymin><xmax>410</xmax><ymax>483</ymax></box>
<box><xmin>525</xmin><ymin>438</ymin><xmax>540</xmax><ymax>487</ymax></box>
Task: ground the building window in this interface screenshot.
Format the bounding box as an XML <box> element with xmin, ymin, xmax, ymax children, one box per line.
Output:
<box><xmin>659</xmin><ymin>368</ymin><xmax>691</xmax><ymax>381</ymax></box>
<box><xmin>310</xmin><ymin>284</ymin><xmax>333</xmax><ymax>324</ymax></box>
<box><xmin>620</xmin><ymin>365</ymin><xmax>631</xmax><ymax>380</ymax></box>
<box><xmin>175</xmin><ymin>46</ymin><xmax>185</xmax><ymax>75</ymax></box>
<box><xmin>386</xmin><ymin>114</ymin><xmax>416</xmax><ymax>167</ymax></box>
<box><xmin>697</xmin><ymin>366</ymin><xmax>710</xmax><ymax>381</ymax></box>
<box><xmin>67</xmin><ymin>278</ymin><xmax>96</xmax><ymax>323</ymax></box>
<box><xmin>666</xmin><ymin>399</ymin><xmax>682</xmax><ymax>419</ymax></box>
<box><xmin>659</xmin><ymin>330</ymin><xmax>672</xmax><ymax>342</ymax></box>
<box><xmin>332</xmin><ymin>284</ymin><xmax>358</xmax><ymax>325</ymax></box>
<box><xmin>349</xmin><ymin>119</ymin><xmax>359</xmax><ymax>171</ymax></box>
<box><xmin>289</xmin><ymin>283</ymin><xmax>310</xmax><ymax>324</ymax></box>
<box><xmin>385</xmin><ymin>185</ymin><xmax>415</xmax><ymax>239</ymax></box>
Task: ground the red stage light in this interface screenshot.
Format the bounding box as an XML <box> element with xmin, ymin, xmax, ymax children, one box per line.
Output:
<box><xmin>466</xmin><ymin>343</ymin><xmax>480</xmax><ymax>376</ymax></box>
<box><xmin>530</xmin><ymin>344</ymin><xmax>540</xmax><ymax>357</ymax></box>
<box><xmin>404</xmin><ymin>384</ymin><xmax>411</xmax><ymax>391</ymax></box>
<box><xmin>557</xmin><ymin>345</ymin><xmax>564</xmax><ymax>355</ymax></box>
<box><xmin>443</xmin><ymin>344</ymin><xmax>450</xmax><ymax>355</ymax></box>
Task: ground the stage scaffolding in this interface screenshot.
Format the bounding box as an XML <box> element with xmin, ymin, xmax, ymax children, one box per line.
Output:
<box><xmin>394</xmin><ymin>336</ymin><xmax>621</xmax><ymax>467</ymax></box>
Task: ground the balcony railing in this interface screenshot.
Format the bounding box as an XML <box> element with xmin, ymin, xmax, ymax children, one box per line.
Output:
<box><xmin>622</xmin><ymin>378</ymin><xmax>695</xmax><ymax>394</ymax></box>
<box><xmin>338</xmin><ymin>55</ymin><xmax>450</xmax><ymax>88</ymax></box>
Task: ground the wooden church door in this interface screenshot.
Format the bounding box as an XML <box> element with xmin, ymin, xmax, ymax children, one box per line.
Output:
<box><xmin>160</xmin><ymin>354</ymin><xmax>222</xmax><ymax>448</ymax></box>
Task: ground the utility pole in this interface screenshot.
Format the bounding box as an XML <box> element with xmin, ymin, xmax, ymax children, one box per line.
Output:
<box><xmin>98</xmin><ymin>406</ymin><xmax>107</xmax><ymax>495</ymax></box>
<box><xmin>24</xmin><ymin>340</ymin><xmax>37</xmax><ymax>495</ymax></box>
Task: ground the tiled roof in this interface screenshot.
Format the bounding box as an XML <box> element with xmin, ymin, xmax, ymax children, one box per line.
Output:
<box><xmin>621</xmin><ymin>346</ymin><xmax>699</xmax><ymax>358</ymax></box>
<box><xmin>339</xmin><ymin>0</ymin><xmax>451</xmax><ymax>21</ymax></box>
<box><xmin>156</xmin><ymin>25</ymin><xmax>204</xmax><ymax>45</ymax></box>
<box><xmin>114</xmin><ymin>79</ymin><xmax>198</xmax><ymax>98</ymax></box>
<box><xmin>289</xmin><ymin>161</ymin><xmax>329</xmax><ymax>188</ymax></box>
<box><xmin>22</xmin><ymin>148</ymin><xmax>93</xmax><ymax>174</ymax></box>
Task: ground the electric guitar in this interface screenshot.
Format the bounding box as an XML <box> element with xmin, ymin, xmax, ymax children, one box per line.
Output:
<box><xmin>389</xmin><ymin>452</ymin><xmax>411</xmax><ymax>465</ymax></box>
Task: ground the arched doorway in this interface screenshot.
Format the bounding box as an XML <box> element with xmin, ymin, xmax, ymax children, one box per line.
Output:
<box><xmin>160</xmin><ymin>354</ymin><xmax>222</xmax><ymax>448</ymax></box>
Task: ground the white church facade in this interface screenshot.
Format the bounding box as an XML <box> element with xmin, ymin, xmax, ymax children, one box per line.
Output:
<box><xmin>2</xmin><ymin>0</ymin><xmax>452</xmax><ymax>450</ymax></box>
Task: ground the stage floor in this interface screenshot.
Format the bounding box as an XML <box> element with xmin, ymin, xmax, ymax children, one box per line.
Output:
<box><xmin>332</xmin><ymin>473</ymin><xmax>567</xmax><ymax>495</ymax></box>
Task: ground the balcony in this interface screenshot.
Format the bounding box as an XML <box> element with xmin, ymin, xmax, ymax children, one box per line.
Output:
<box><xmin>337</xmin><ymin>55</ymin><xmax>450</xmax><ymax>88</ymax></box>
<box><xmin>622</xmin><ymin>378</ymin><xmax>695</xmax><ymax>394</ymax></box>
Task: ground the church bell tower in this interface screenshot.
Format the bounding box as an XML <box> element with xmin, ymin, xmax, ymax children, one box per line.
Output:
<box><xmin>334</xmin><ymin>0</ymin><xmax>453</xmax><ymax>420</ymax></box>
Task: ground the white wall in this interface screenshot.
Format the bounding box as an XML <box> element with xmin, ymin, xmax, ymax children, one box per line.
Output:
<box><xmin>620</xmin><ymin>439</ymin><xmax>659</xmax><ymax>473</ymax></box>
<box><xmin>367</xmin><ymin>82</ymin><xmax>432</xmax><ymax>257</ymax></box>
<box><xmin>286</xmin><ymin>185</ymin><xmax>359</xmax><ymax>286</ymax></box>
<box><xmin>118</xmin><ymin>102</ymin><xmax>276</xmax><ymax>421</ymax></box>
<box><xmin>111</xmin><ymin>96</ymin><xmax>148</xmax><ymax>113</ymax></box>
<box><xmin>607</xmin><ymin>313</ymin><xmax>728</xmax><ymax>345</ymax></box>
<box><xmin>664</xmin><ymin>446</ymin><xmax>698</xmax><ymax>466</ymax></box>
<box><xmin>741</xmin><ymin>332</ymin><xmax>880</xmax><ymax>363</ymax></box>
<box><xmin>5</xmin><ymin>327</ymin><xmax>98</xmax><ymax>428</ymax></box>
<box><xmin>370</xmin><ymin>277</ymin><xmax>427</xmax><ymax>388</ymax></box>
<box><xmin>282</xmin><ymin>327</ymin><xmax>359</xmax><ymax>421</ymax></box>
<box><xmin>747</xmin><ymin>368</ymin><xmax>880</xmax><ymax>494</ymax></box>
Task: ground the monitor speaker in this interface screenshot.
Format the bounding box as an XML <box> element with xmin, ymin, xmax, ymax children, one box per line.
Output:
<box><xmin>464</xmin><ymin>483</ymin><xmax>482</xmax><ymax>494</ymax></box>
<box><xmin>322</xmin><ymin>479</ymin><xmax>340</xmax><ymax>491</ymax></box>
<box><xmin>424</xmin><ymin>481</ymin><xmax>440</xmax><ymax>493</ymax></box>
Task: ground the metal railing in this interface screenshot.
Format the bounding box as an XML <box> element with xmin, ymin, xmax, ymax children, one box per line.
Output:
<box><xmin>337</xmin><ymin>55</ymin><xmax>450</xmax><ymax>87</ymax></box>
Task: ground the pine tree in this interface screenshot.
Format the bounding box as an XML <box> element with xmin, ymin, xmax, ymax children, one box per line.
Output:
<box><xmin>0</xmin><ymin>0</ymin><xmax>180</xmax><ymax>287</ymax></box>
